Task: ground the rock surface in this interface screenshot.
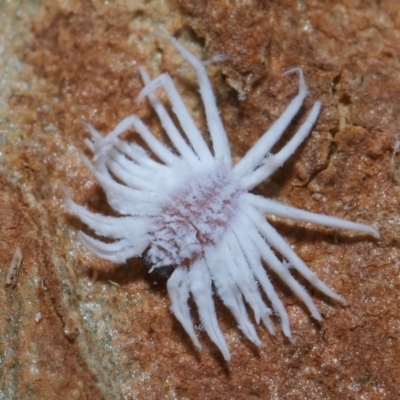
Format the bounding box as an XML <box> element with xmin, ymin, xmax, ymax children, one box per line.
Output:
<box><xmin>0</xmin><ymin>0</ymin><xmax>399</xmax><ymax>398</ymax></box>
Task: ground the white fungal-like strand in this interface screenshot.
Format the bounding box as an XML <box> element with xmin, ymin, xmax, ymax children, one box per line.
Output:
<box><xmin>233</xmin><ymin>68</ymin><xmax>308</xmax><ymax>179</ymax></box>
<box><xmin>190</xmin><ymin>258</ymin><xmax>230</xmax><ymax>360</ymax></box>
<box><xmin>139</xmin><ymin>67</ymin><xmax>201</xmax><ymax>165</ymax></box>
<box><xmin>246</xmin><ymin>193</ymin><xmax>380</xmax><ymax>238</ymax></box>
<box><xmin>138</xmin><ymin>73</ymin><xmax>214</xmax><ymax>164</ymax></box>
<box><xmin>240</xmin><ymin>100</ymin><xmax>322</xmax><ymax>190</ymax></box>
<box><xmin>160</xmin><ymin>34</ymin><xmax>232</xmax><ymax>164</ymax></box>
<box><xmin>67</xmin><ymin>36</ymin><xmax>379</xmax><ymax>361</ymax></box>
<box><xmin>167</xmin><ymin>267</ymin><xmax>201</xmax><ymax>349</ymax></box>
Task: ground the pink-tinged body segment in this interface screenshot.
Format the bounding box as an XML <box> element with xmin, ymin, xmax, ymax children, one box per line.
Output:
<box><xmin>67</xmin><ymin>35</ymin><xmax>379</xmax><ymax>361</ymax></box>
<box><xmin>148</xmin><ymin>168</ymin><xmax>242</xmax><ymax>269</ymax></box>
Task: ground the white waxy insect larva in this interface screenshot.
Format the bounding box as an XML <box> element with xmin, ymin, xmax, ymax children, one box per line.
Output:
<box><xmin>67</xmin><ymin>36</ymin><xmax>379</xmax><ymax>361</ymax></box>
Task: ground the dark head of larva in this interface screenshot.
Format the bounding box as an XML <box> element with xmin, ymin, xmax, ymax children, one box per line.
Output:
<box><xmin>145</xmin><ymin>167</ymin><xmax>243</xmax><ymax>272</ymax></box>
<box><xmin>142</xmin><ymin>248</ymin><xmax>174</xmax><ymax>279</ymax></box>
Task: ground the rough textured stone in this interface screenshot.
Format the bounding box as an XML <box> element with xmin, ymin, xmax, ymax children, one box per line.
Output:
<box><xmin>0</xmin><ymin>0</ymin><xmax>399</xmax><ymax>398</ymax></box>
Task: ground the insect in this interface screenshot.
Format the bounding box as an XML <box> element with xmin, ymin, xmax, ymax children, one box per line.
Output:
<box><xmin>67</xmin><ymin>35</ymin><xmax>379</xmax><ymax>361</ymax></box>
<box><xmin>142</xmin><ymin>248</ymin><xmax>173</xmax><ymax>280</ymax></box>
